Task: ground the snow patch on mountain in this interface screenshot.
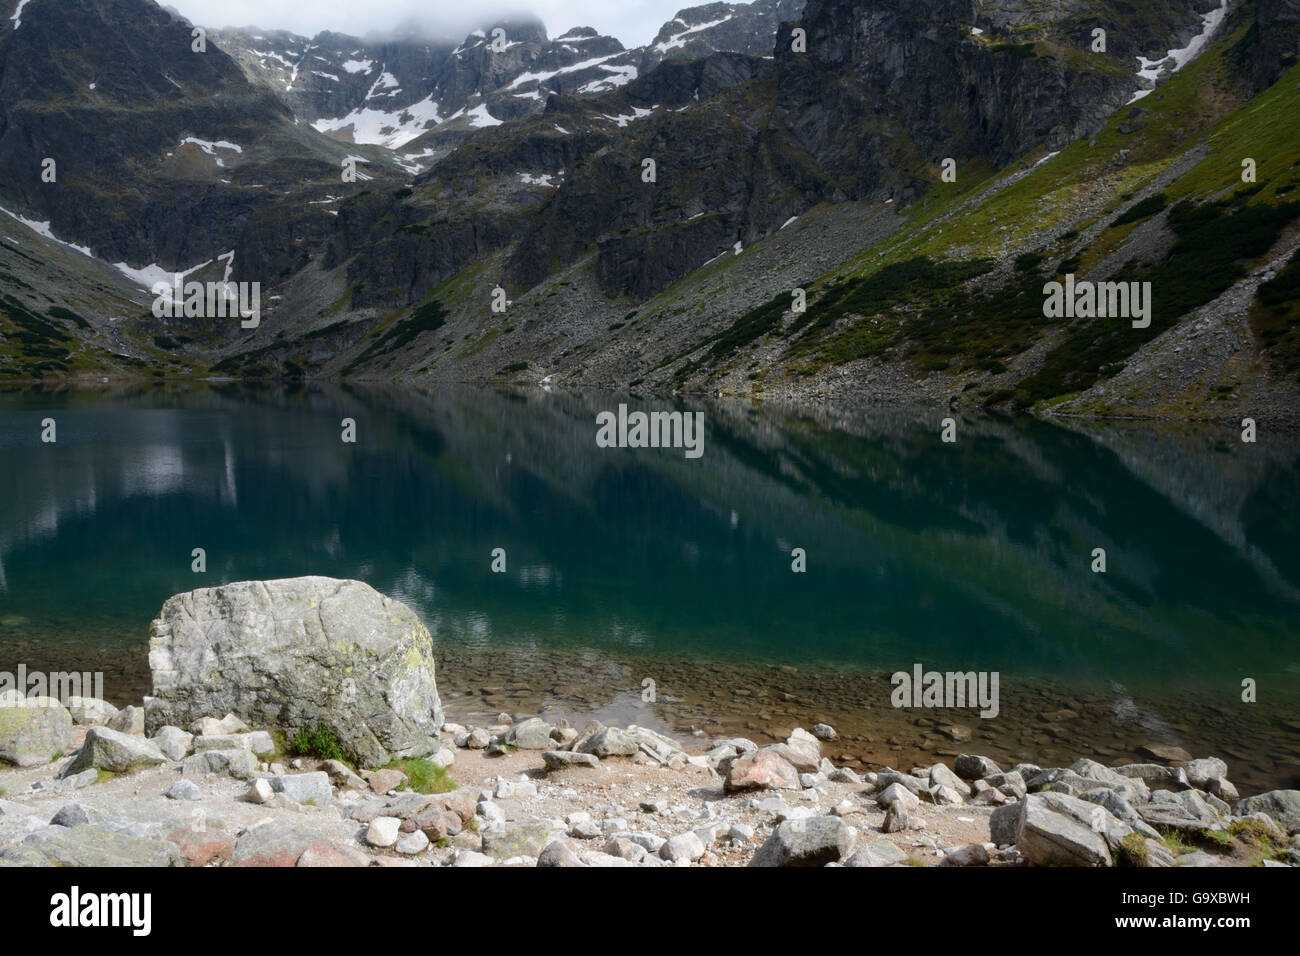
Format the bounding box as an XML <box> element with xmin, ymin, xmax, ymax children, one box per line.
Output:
<box><xmin>654</xmin><ymin>15</ymin><xmax>733</xmax><ymax>53</ymax></box>
<box><xmin>178</xmin><ymin>138</ymin><xmax>244</xmax><ymax>167</ymax></box>
<box><xmin>10</xmin><ymin>0</ymin><xmax>34</xmax><ymax>30</ymax></box>
<box><xmin>507</xmin><ymin>52</ymin><xmax>626</xmax><ymax>90</ymax></box>
<box><xmin>313</xmin><ymin>96</ymin><xmax>445</xmax><ymax>149</ymax></box>
<box><xmin>0</xmin><ymin>205</ymin><xmax>92</xmax><ymax>257</ymax></box>
<box><xmin>1128</xmin><ymin>0</ymin><xmax>1227</xmax><ymax>103</ymax></box>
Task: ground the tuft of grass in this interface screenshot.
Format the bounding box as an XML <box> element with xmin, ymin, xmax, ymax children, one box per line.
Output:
<box><xmin>1118</xmin><ymin>831</ymin><xmax>1149</xmax><ymax>866</ymax></box>
<box><xmin>1224</xmin><ymin>819</ymin><xmax>1288</xmax><ymax>865</ymax></box>
<box><xmin>1202</xmin><ymin>828</ymin><xmax>1233</xmax><ymax>847</ymax></box>
<box><xmin>290</xmin><ymin>724</ymin><xmax>347</xmax><ymax>763</ymax></box>
<box><xmin>383</xmin><ymin>757</ymin><xmax>456</xmax><ymax>795</ymax></box>
<box><xmin>1159</xmin><ymin>829</ymin><xmax>1193</xmax><ymax>856</ymax></box>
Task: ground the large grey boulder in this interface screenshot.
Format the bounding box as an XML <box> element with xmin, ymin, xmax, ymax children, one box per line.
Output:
<box><xmin>0</xmin><ymin>845</ymin><xmax>53</xmax><ymax>867</ymax></box>
<box><xmin>1233</xmin><ymin>790</ymin><xmax>1300</xmax><ymax>833</ymax></box>
<box><xmin>481</xmin><ymin>820</ymin><xmax>557</xmax><ymax>860</ymax></box>
<box><xmin>1139</xmin><ymin>790</ymin><xmax>1226</xmax><ymax>833</ymax></box>
<box><xmin>25</xmin><ymin>825</ymin><xmax>181</xmax><ymax>867</ymax></box>
<box><xmin>151</xmin><ymin>726</ymin><xmax>194</xmax><ymax>761</ymax></box>
<box><xmin>270</xmin><ymin>772</ymin><xmax>333</xmax><ymax>807</ymax></box>
<box><xmin>748</xmin><ymin>816</ymin><xmax>852</xmax><ymax>867</ymax></box>
<box><xmin>145</xmin><ymin>577</ymin><xmax>445</xmax><ymax>768</ymax></box>
<box><xmin>990</xmin><ymin>802</ymin><xmax>1022</xmax><ymax>846</ymax></box>
<box><xmin>843</xmin><ymin>840</ymin><xmax>909</xmax><ymax>867</ymax></box>
<box><xmin>577</xmin><ymin>726</ymin><xmax>638</xmax><ymax>757</ymax></box>
<box><xmin>1080</xmin><ymin>788</ymin><xmax>1160</xmax><ymax>840</ymax></box>
<box><xmin>180</xmin><ymin>748</ymin><xmax>257</xmax><ymax>780</ymax></box>
<box><xmin>625</xmin><ymin>725</ymin><xmax>687</xmax><ymax>766</ymax></box>
<box><xmin>930</xmin><ymin>763</ymin><xmax>971</xmax><ymax>796</ymax></box>
<box><xmin>986</xmin><ymin>770</ymin><xmax>1028</xmax><ymax>799</ymax></box>
<box><xmin>230</xmin><ymin>820</ymin><xmax>334</xmax><ymax>867</ymax></box>
<box><xmin>955</xmin><ymin>754</ymin><xmax>1003</xmax><ymax>780</ymax></box>
<box><xmin>1032</xmin><ymin>791</ymin><xmax>1133</xmax><ymax>851</ymax></box>
<box><xmin>1186</xmin><ymin>757</ymin><xmax>1228</xmax><ymax>788</ymax></box>
<box><xmin>0</xmin><ymin>693</ymin><xmax>74</xmax><ymax>767</ymax></box>
<box><xmin>1015</xmin><ymin>794</ymin><xmax>1112</xmax><ymax>866</ymax></box>
<box><xmin>537</xmin><ymin>839</ymin><xmax>587</xmax><ymax>867</ymax></box>
<box><xmin>542</xmin><ymin>750</ymin><xmax>599</xmax><ymax>770</ymax></box>
<box><xmin>1070</xmin><ymin>758</ymin><xmax>1150</xmax><ymax>802</ymax></box>
<box><xmin>874</xmin><ymin>769</ymin><xmax>927</xmax><ymax>796</ymax></box>
<box><xmin>59</xmin><ymin>727</ymin><xmax>166</xmax><ymax>777</ymax></box>
<box><xmin>1113</xmin><ymin>763</ymin><xmax>1189</xmax><ymax>791</ymax></box>
<box><xmin>106</xmin><ymin>705</ymin><xmax>145</xmax><ymax>735</ymax></box>
<box><xmin>506</xmin><ymin>717</ymin><xmax>556</xmax><ymax>750</ymax></box>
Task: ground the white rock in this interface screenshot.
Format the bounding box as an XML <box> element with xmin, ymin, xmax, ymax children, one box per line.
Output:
<box><xmin>245</xmin><ymin>779</ymin><xmax>275</xmax><ymax>804</ymax></box>
<box><xmin>366</xmin><ymin>816</ymin><xmax>402</xmax><ymax>848</ymax></box>
<box><xmin>396</xmin><ymin>830</ymin><xmax>430</xmax><ymax>855</ymax></box>
<box><xmin>660</xmin><ymin>832</ymin><xmax>706</xmax><ymax>862</ymax></box>
<box><xmin>728</xmin><ymin>823</ymin><xmax>755</xmax><ymax>844</ymax></box>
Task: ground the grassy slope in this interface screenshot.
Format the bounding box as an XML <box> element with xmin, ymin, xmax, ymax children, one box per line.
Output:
<box><xmin>743</xmin><ymin>22</ymin><xmax>1300</xmax><ymax>408</ymax></box>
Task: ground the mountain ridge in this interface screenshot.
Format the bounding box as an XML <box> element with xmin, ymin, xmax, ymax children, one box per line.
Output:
<box><xmin>1</xmin><ymin>0</ymin><xmax>1298</xmax><ymax>426</ymax></box>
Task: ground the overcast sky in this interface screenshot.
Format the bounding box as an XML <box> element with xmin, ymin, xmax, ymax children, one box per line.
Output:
<box><xmin>167</xmin><ymin>1</ymin><xmax>695</xmax><ymax>47</ymax></box>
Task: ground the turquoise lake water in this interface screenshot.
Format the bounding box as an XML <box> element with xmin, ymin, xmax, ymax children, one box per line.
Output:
<box><xmin>0</xmin><ymin>385</ymin><xmax>1297</xmax><ymax>784</ymax></box>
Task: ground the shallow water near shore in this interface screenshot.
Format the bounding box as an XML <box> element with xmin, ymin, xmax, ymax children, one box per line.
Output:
<box><xmin>0</xmin><ymin>385</ymin><xmax>1297</xmax><ymax>792</ymax></box>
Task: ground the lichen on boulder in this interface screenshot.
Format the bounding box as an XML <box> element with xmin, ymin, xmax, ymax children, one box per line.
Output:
<box><xmin>145</xmin><ymin>577</ymin><xmax>446</xmax><ymax>768</ymax></box>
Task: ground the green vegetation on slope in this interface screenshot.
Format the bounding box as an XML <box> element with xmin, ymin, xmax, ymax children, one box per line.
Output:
<box><xmin>343</xmin><ymin>298</ymin><xmax>449</xmax><ymax>374</ymax></box>
<box><xmin>1254</xmin><ymin>247</ymin><xmax>1300</xmax><ymax>384</ymax></box>
<box><xmin>1016</xmin><ymin>195</ymin><xmax>1300</xmax><ymax>405</ymax></box>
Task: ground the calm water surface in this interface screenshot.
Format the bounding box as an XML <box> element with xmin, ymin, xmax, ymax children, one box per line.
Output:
<box><xmin>0</xmin><ymin>385</ymin><xmax>1297</xmax><ymax>786</ymax></box>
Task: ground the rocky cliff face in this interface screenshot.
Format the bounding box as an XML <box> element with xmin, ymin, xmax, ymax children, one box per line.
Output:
<box><xmin>1240</xmin><ymin>0</ymin><xmax>1300</xmax><ymax>87</ymax></box>
<box><xmin>331</xmin><ymin>0</ymin><xmax>1223</xmax><ymax>309</ymax></box>
<box><xmin>642</xmin><ymin>0</ymin><xmax>805</xmax><ymax>70</ymax></box>
<box><xmin>0</xmin><ymin>0</ymin><xmax>387</xmax><ymax>277</ymax></box>
<box><xmin>4</xmin><ymin>0</ymin><xmax>1298</xmax><ymax>423</ymax></box>
<box><xmin>210</xmin><ymin>4</ymin><xmax>809</xmax><ymax>162</ymax></box>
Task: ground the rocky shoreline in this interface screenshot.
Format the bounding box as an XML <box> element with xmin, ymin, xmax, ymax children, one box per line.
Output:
<box><xmin>1</xmin><ymin>576</ymin><xmax>1297</xmax><ymax>867</ymax></box>
<box><xmin>1</xmin><ymin>699</ymin><xmax>1298</xmax><ymax>868</ymax></box>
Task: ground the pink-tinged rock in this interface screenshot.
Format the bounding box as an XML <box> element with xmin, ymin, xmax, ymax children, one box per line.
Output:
<box><xmin>364</xmin><ymin>768</ymin><xmax>408</xmax><ymax>794</ymax></box>
<box><xmin>437</xmin><ymin>790</ymin><xmax>477</xmax><ymax>823</ymax></box>
<box><xmin>229</xmin><ymin>821</ymin><xmax>332</xmax><ymax>867</ymax></box>
<box><xmin>297</xmin><ymin>842</ymin><xmax>370</xmax><ymax>867</ymax></box>
<box><xmin>167</xmin><ymin>826</ymin><xmax>236</xmax><ymax>867</ymax></box>
<box><xmin>724</xmin><ymin>748</ymin><xmax>801</xmax><ymax>792</ymax></box>
<box><xmin>414</xmin><ymin>805</ymin><xmax>451</xmax><ymax>841</ymax></box>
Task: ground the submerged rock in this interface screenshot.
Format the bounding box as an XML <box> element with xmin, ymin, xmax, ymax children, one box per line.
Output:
<box><xmin>145</xmin><ymin>576</ymin><xmax>445</xmax><ymax>768</ymax></box>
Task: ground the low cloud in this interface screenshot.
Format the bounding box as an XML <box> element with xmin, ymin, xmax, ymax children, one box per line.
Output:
<box><xmin>166</xmin><ymin>0</ymin><xmax>686</xmax><ymax>46</ymax></box>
